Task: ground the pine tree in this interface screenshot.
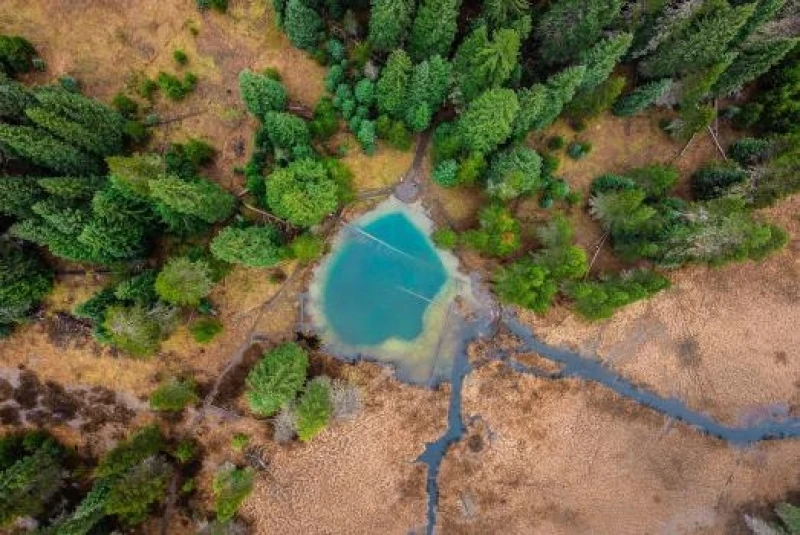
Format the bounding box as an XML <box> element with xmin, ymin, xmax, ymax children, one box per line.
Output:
<box><xmin>531</xmin><ymin>65</ymin><xmax>586</xmax><ymax>130</ymax></box>
<box><xmin>452</xmin><ymin>26</ymin><xmax>520</xmax><ymax>102</ymax></box>
<box><xmin>0</xmin><ymin>35</ymin><xmax>37</xmax><ymax>76</ymax></box>
<box><xmin>0</xmin><ymin>242</ymin><xmax>52</xmax><ymax>327</ymax></box>
<box><xmin>102</xmin><ymin>304</ymin><xmax>172</xmax><ymax>357</ymax></box>
<box><xmin>0</xmin><ymin>124</ymin><xmax>99</xmax><ymax>174</ymax></box>
<box><xmin>458</xmin><ymin>88</ymin><xmax>519</xmax><ymax>153</ymax></box>
<box><xmin>0</xmin><ymin>76</ymin><xmax>33</xmax><ymax>122</ymax></box>
<box><xmin>408</xmin><ymin>0</ymin><xmax>461</xmax><ymax>62</ymax></box>
<box><xmin>511</xmin><ymin>84</ymin><xmax>547</xmax><ymax>138</ymax></box>
<box><xmin>494</xmin><ymin>259</ymin><xmax>557</xmax><ymax>313</ymax></box>
<box><xmin>24</xmin><ymin>107</ymin><xmax>114</xmax><ymax>157</ymax></box>
<box><xmin>210</xmin><ymin>224</ymin><xmax>288</xmax><ymax>267</ymax></box>
<box><xmin>639</xmin><ymin>2</ymin><xmax>755</xmax><ymax>78</ymax></box>
<box><xmin>78</xmin><ymin>185</ymin><xmax>152</xmax><ymax>264</ymax></box>
<box><xmin>536</xmin><ymin>0</ymin><xmax>623</xmax><ymax>65</ymax></box>
<box><xmin>482</xmin><ymin>0</ymin><xmax>529</xmax><ymax>29</ymax></box>
<box><xmin>404</xmin><ymin>56</ymin><xmax>451</xmax><ymax>131</ymax></box>
<box><xmin>713</xmin><ymin>38</ymin><xmax>798</xmax><ymax>97</ymax></box>
<box><xmin>736</xmin><ymin>0</ymin><xmax>787</xmax><ymax>42</ymax></box>
<box><xmin>376</xmin><ymin>49</ymin><xmax>412</xmax><ymax>119</ymax></box>
<box><xmin>246</xmin><ymin>342</ymin><xmax>309</xmax><ymax>416</ymax></box>
<box><xmin>155</xmin><ymin>257</ymin><xmax>213</xmax><ymax>306</ymax></box>
<box><xmin>295</xmin><ymin>377</ymin><xmax>332</xmax><ymax>442</ymax></box>
<box><xmin>283</xmin><ymin>0</ymin><xmax>323</xmax><ymax>51</ymax></box>
<box><xmin>104</xmin><ymin>456</ymin><xmax>172</xmax><ymax>526</ymax></box>
<box><xmin>0</xmin><ymin>434</ymin><xmax>64</xmax><ymax>526</ymax></box>
<box><xmin>612</xmin><ymin>78</ymin><xmax>671</xmax><ymax>117</ymax></box>
<box><xmin>486</xmin><ymin>146</ymin><xmax>542</xmax><ymax>200</ymax></box>
<box><xmin>265</xmin><ymin>158</ymin><xmax>339</xmax><ymax>227</ymax></box>
<box><xmin>0</xmin><ymin>176</ymin><xmax>42</xmax><ymax>218</ymax></box>
<box><xmin>368</xmin><ymin>0</ymin><xmax>415</xmax><ymax>52</ymax></box>
<box><xmin>148</xmin><ymin>176</ymin><xmax>235</xmax><ymax>224</ymax></box>
<box><xmin>589</xmin><ymin>188</ymin><xmax>655</xmax><ymax>232</ymax></box>
<box><xmin>578</xmin><ymin>32</ymin><xmax>633</xmax><ymax>91</ymax></box>
<box><xmin>262</xmin><ymin>111</ymin><xmax>311</xmax><ymax>151</ymax></box>
<box><xmin>238</xmin><ymin>69</ymin><xmax>287</xmax><ymax>119</ymax></box>
<box><xmin>107</xmin><ymin>154</ymin><xmax>165</xmax><ymax>198</ymax></box>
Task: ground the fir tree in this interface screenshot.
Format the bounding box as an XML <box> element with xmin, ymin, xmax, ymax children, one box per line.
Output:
<box><xmin>0</xmin><ymin>124</ymin><xmax>98</xmax><ymax>174</ymax></box>
<box><xmin>736</xmin><ymin>0</ymin><xmax>787</xmax><ymax>42</ymax></box>
<box><xmin>531</xmin><ymin>65</ymin><xmax>586</xmax><ymax>130</ymax></box>
<box><xmin>210</xmin><ymin>224</ymin><xmax>288</xmax><ymax>267</ymax></box>
<box><xmin>265</xmin><ymin>158</ymin><xmax>339</xmax><ymax>227</ymax></box>
<box><xmin>0</xmin><ymin>242</ymin><xmax>52</xmax><ymax>327</ymax></box>
<box><xmin>155</xmin><ymin>257</ymin><xmax>213</xmax><ymax>306</ymax></box>
<box><xmin>376</xmin><ymin>49</ymin><xmax>412</xmax><ymax>119</ymax></box>
<box><xmin>486</xmin><ymin>146</ymin><xmax>542</xmax><ymax>201</ymax></box>
<box><xmin>107</xmin><ymin>154</ymin><xmax>165</xmax><ymax>198</ymax></box>
<box><xmin>0</xmin><ymin>35</ymin><xmax>37</xmax><ymax>76</ymax></box>
<box><xmin>452</xmin><ymin>26</ymin><xmax>520</xmax><ymax>102</ymax></box>
<box><xmin>213</xmin><ymin>464</ymin><xmax>255</xmax><ymax>522</ymax></box>
<box><xmin>238</xmin><ymin>69</ymin><xmax>287</xmax><ymax>119</ymax></box>
<box><xmin>536</xmin><ymin>0</ymin><xmax>623</xmax><ymax>65</ymax></box>
<box><xmin>612</xmin><ymin>78</ymin><xmax>671</xmax><ymax>117</ymax></box>
<box><xmin>458</xmin><ymin>88</ymin><xmax>519</xmax><ymax>153</ymax></box>
<box><xmin>148</xmin><ymin>176</ymin><xmax>235</xmax><ymax>224</ymax></box>
<box><xmin>0</xmin><ymin>76</ymin><xmax>33</xmax><ymax>122</ymax></box>
<box><xmin>103</xmin><ymin>304</ymin><xmax>172</xmax><ymax>357</ymax></box>
<box><xmin>368</xmin><ymin>0</ymin><xmax>415</xmax><ymax>52</ymax></box>
<box><xmin>511</xmin><ymin>84</ymin><xmax>547</xmax><ymax>138</ymax></box>
<box><xmin>404</xmin><ymin>56</ymin><xmax>451</xmax><ymax>131</ymax></box>
<box><xmin>262</xmin><ymin>111</ymin><xmax>311</xmax><ymax>151</ymax></box>
<box><xmin>295</xmin><ymin>377</ymin><xmax>333</xmax><ymax>442</ymax></box>
<box><xmin>283</xmin><ymin>0</ymin><xmax>323</xmax><ymax>51</ymax></box>
<box><xmin>578</xmin><ymin>32</ymin><xmax>632</xmax><ymax>91</ymax></box>
<box><xmin>246</xmin><ymin>342</ymin><xmax>309</xmax><ymax>416</ymax></box>
<box><xmin>494</xmin><ymin>259</ymin><xmax>558</xmax><ymax>313</ymax></box>
<box><xmin>462</xmin><ymin>203</ymin><xmax>521</xmax><ymax>257</ymax></box>
<box><xmin>408</xmin><ymin>0</ymin><xmax>461</xmax><ymax>62</ymax></box>
<box><xmin>713</xmin><ymin>38</ymin><xmax>798</xmax><ymax>97</ymax></box>
<box><xmin>482</xmin><ymin>0</ymin><xmax>529</xmax><ymax>29</ymax></box>
<box><xmin>0</xmin><ymin>176</ymin><xmax>42</xmax><ymax>218</ymax></box>
<box><xmin>104</xmin><ymin>456</ymin><xmax>172</xmax><ymax>525</ymax></box>
<box><xmin>0</xmin><ymin>434</ymin><xmax>64</xmax><ymax>526</ymax></box>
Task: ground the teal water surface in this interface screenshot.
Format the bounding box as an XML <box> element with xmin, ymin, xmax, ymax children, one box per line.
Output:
<box><xmin>322</xmin><ymin>212</ymin><xmax>447</xmax><ymax>346</ymax></box>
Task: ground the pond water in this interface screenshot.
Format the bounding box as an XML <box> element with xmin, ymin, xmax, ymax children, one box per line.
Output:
<box><xmin>309</xmin><ymin>201</ymin><xmax>469</xmax><ymax>385</ymax></box>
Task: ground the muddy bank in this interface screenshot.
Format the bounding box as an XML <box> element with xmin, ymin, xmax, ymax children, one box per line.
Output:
<box><xmin>437</xmin><ymin>363</ymin><xmax>800</xmax><ymax>534</ymax></box>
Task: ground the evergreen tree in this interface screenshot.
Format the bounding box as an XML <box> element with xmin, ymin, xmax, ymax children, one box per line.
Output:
<box><xmin>713</xmin><ymin>38</ymin><xmax>798</xmax><ymax>97</ymax></box>
<box><xmin>0</xmin><ymin>434</ymin><xmax>64</xmax><ymax>526</ymax></box>
<box><xmin>0</xmin><ymin>35</ymin><xmax>37</xmax><ymax>76</ymax></box>
<box><xmin>38</xmin><ymin>176</ymin><xmax>105</xmax><ymax>200</ymax></box>
<box><xmin>356</xmin><ymin>119</ymin><xmax>377</xmax><ymax>154</ymax></box>
<box><xmin>210</xmin><ymin>224</ymin><xmax>288</xmax><ymax>267</ymax></box>
<box><xmin>0</xmin><ymin>124</ymin><xmax>98</xmax><ymax>174</ymax></box>
<box><xmin>0</xmin><ymin>76</ymin><xmax>33</xmax><ymax>122</ymax></box>
<box><xmin>246</xmin><ymin>342</ymin><xmax>309</xmax><ymax>416</ymax></box>
<box><xmin>104</xmin><ymin>456</ymin><xmax>172</xmax><ymax>525</ymax></box>
<box><xmin>283</xmin><ymin>0</ymin><xmax>323</xmax><ymax>51</ymax></box>
<box><xmin>51</xmin><ymin>483</ymin><xmax>110</xmax><ymax>535</ymax></box>
<box><xmin>78</xmin><ymin>185</ymin><xmax>152</xmax><ymax>264</ymax></box>
<box><xmin>482</xmin><ymin>0</ymin><xmax>529</xmax><ymax>29</ymax></box>
<box><xmin>376</xmin><ymin>49</ymin><xmax>412</xmax><ymax>119</ymax></box>
<box><xmin>295</xmin><ymin>377</ymin><xmax>333</xmax><ymax>442</ymax></box>
<box><xmin>148</xmin><ymin>176</ymin><xmax>235</xmax><ymax>224</ymax></box>
<box><xmin>458</xmin><ymin>88</ymin><xmax>519</xmax><ymax>153</ymax></box>
<box><xmin>486</xmin><ymin>146</ymin><xmax>542</xmax><ymax>200</ymax></box>
<box><xmin>462</xmin><ymin>203</ymin><xmax>521</xmax><ymax>257</ymax></box>
<box><xmin>567</xmin><ymin>76</ymin><xmax>626</xmax><ymax>120</ymax></box>
<box><xmin>408</xmin><ymin>0</ymin><xmax>461</xmax><ymax>62</ymax></box>
<box><xmin>511</xmin><ymin>84</ymin><xmax>547</xmax><ymax>138</ymax></box>
<box><xmin>96</xmin><ymin>425</ymin><xmax>164</xmax><ymax>479</ymax></box>
<box><xmin>107</xmin><ymin>154</ymin><xmax>165</xmax><ymax>198</ymax></box>
<box><xmin>564</xmin><ymin>269</ymin><xmax>670</xmax><ymax>320</ymax></box>
<box><xmin>639</xmin><ymin>2</ymin><xmax>755</xmax><ymax>78</ymax></box>
<box><xmin>589</xmin><ymin>188</ymin><xmax>655</xmax><ymax>232</ymax></box>
<box><xmin>149</xmin><ymin>379</ymin><xmax>199</xmax><ymax>412</ymax></box>
<box><xmin>265</xmin><ymin>158</ymin><xmax>339</xmax><ymax>227</ymax></box>
<box><xmin>0</xmin><ymin>176</ymin><xmax>42</xmax><ymax>218</ymax></box>
<box><xmin>368</xmin><ymin>0</ymin><xmax>415</xmax><ymax>52</ymax></box>
<box><xmin>536</xmin><ymin>0</ymin><xmax>623</xmax><ymax>65</ymax></box>
<box><xmin>213</xmin><ymin>464</ymin><xmax>255</xmax><ymax>522</ymax></box>
<box><xmin>24</xmin><ymin>107</ymin><xmax>114</xmax><ymax>157</ymax></box>
<box><xmin>0</xmin><ymin>242</ymin><xmax>52</xmax><ymax>328</ymax></box>
<box><xmin>612</xmin><ymin>78</ymin><xmax>671</xmax><ymax>117</ymax></box>
<box><xmin>103</xmin><ymin>304</ymin><xmax>173</xmax><ymax>357</ymax></box>
<box><xmin>532</xmin><ymin>65</ymin><xmax>586</xmax><ymax>130</ymax></box>
<box><xmin>578</xmin><ymin>32</ymin><xmax>633</xmax><ymax>91</ymax></box>
<box><xmin>155</xmin><ymin>257</ymin><xmax>213</xmax><ymax>306</ymax></box>
<box><xmin>736</xmin><ymin>0</ymin><xmax>787</xmax><ymax>42</ymax></box>
<box><xmin>452</xmin><ymin>26</ymin><xmax>520</xmax><ymax>102</ymax></box>
<box><xmin>404</xmin><ymin>56</ymin><xmax>451</xmax><ymax>131</ymax></box>
<box><xmin>238</xmin><ymin>69</ymin><xmax>287</xmax><ymax>119</ymax></box>
<box><xmin>495</xmin><ymin>259</ymin><xmax>558</xmax><ymax>313</ymax></box>
<box><xmin>262</xmin><ymin>111</ymin><xmax>311</xmax><ymax>151</ymax></box>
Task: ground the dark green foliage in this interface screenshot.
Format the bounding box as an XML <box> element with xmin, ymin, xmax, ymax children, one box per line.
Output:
<box><xmin>165</xmin><ymin>138</ymin><xmax>215</xmax><ymax>178</ymax></box>
<box><xmin>137</xmin><ymin>78</ymin><xmax>158</xmax><ymax>100</ymax></box>
<box><xmin>612</xmin><ymin>78</ymin><xmax>671</xmax><ymax>117</ymax></box>
<box><xmin>0</xmin><ymin>76</ymin><xmax>33</xmax><ymax>122</ymax></box>
<box><xmin>0</xmin><ymin>242</ymin><xmax>52</xmax><ymax>327</ymax></box>
<box><xmin>547</xmin><ymin>136</ymin><xmax>565</xmax><ymax>151</ymax></box>
<box><xmin>432</xmin><ymin>159</ymin><xmax>459</xmax><ymax>187</ymax></box>
<box><xmin>211</xmin><ymin>224</ymin><xmax>287</xmax><ymax>267</ymax></box>
<box><xmin>111</xmin><ymin>93</ymin><xmax>139</xmax><ymax>118</ymax></box>
<box><xmin>0</xmin><ymin>35</ymin><xmax>37</xmax><ymax>76</ymax></box>
<box><xmin>690</xmin><ymin>162</ymin><xmax>749</xmax><ymax>200</ymax></box>
<box><xmin>149</xmin><ymin>176</ymin><xmax>235</xmax><ymax>224</ymax></box>
<box><xmin>324</xmin><ymin>64</ymin><xmax>345</xmax><ymax>92</ymax></box>
<box><xmin>155</xmin><ymin>257</ymin><xmax>213</xmax><ymax>306</ymax></box>
<box><xmin>376</xmin><ymin>49</ymin><xmax>412</xmax><ymax>119</ymax></box>
<box><xmin>565</xmin><ymin>269</ymin><xmax>670</xmax><ymax>321</ymax></box>
<box><xmin>104</xmin><ymin>456</ymin><xmax>172</xmax><ymax>525</ymax></box>
<box><xmin>284</xmin><ymin>0</ymin><xmax>323</xmax><ymax>51</ymax></box>
<box><xmin>486</xmin><ymin>146</ymin><xmax>542</xmax><ymax>200</ymax></box>
<box><xmin>713</xmin><ymin>38</ymin><xmax>798</xmax><ymax>97</ymax></box>
<box><xmin>458</xmin><ymin>88</ymin><xmax>519</xmax><ymax>153</ymax></box>
<box><xmin>357</xmin><ymin>119</ymin><xmax>377</xmax><ymax>154</ymax></box>
<box><xmin>578</xmin><ymin>33</ymin><xmax>632</xmax><ymax>91</ymax></box>
<box><xmin>0</xmin><ymin>432</ymin><xmax>64</xmax><ymax>527</ymax></box>
<box><xmin>191</xmin><ymin>317</ymin><xmax>223</xmax><ymax>343</ymax></box>
<box><xmin>156</xmin><ymin>71</ymin><xmax>197</xmax><ymax>100</ymax></box>
<box><xmin>567</xmin><ymin>141</ymin><xmax>592</xmax><ymax>160</ymax></box>
<box><xmin>456</xmin><ymin>151</ymin><xmax>487</xmax><ymax>185</ymax></box>
<box><xmin>368</xmin><ymin>0</ymin><xmax>414</xmax><ymax>52</ymax></box>
<box><xmin>289</xmin><ymin>233</ymin><xmax>326</xmax><ymax>263</ymax></box>
<box><xmin>589</xmin><ymin>188</ymin><xmax>655</xmax><ymax>232</ymax></box>
<box><xmin>495</xmin><ymin>259</ymin><xmax>558</xmax><ymax>313</ymax></box>
<box><xmin>511</xmin><ymin>84</ymin><xmax>547</xmax><ymax>138</ymax></box>
<box><xmin>408</xmin><ymin>0</ymin><xmax>461</xmax><ymax>62</ymax></box>
<box><xmin>376</xmin><ymin>115</ymin><xmax>413</xmax><ymax>150</ymax></box>
<box><xmin>51</xmin><ymin>483</ymin><xmax>110</xmax><ymax>535</ymax></box>
<box><xmin>197</xmin><ymin>0</ymin><xmax>229</xmax><ymax>12</ymax></box>
<box><xmin>96</xmin><ymin>425</ymin><xmax>164</xmax><ymax>479</ymax></box>
<box><xmin>213</xmin><ymin>464</ymin><xmax>254</xmax><ymax>522</ymax></box>
<box><xmin>536</xmin><ymin>0</ymin><xmax>623</xmax><ymax>65</ymax></box>
<box><xmin>107</xmin><ymin>153</ymin><xmax>163</xmax><ymax>197</ymax></box>
<box><xmin>173</xmin><ymin>49</ymin><xmax>189</xmax><ymax>66</ymax></box>
<box><xmin>432</xmin><ymin>228</ymin><xmax>458</xmax><ymax>249</ymax></box>
<box><xmin>74</xmin><ymin>288</ymin><xmax>118</xmax><ymax>326</ymax></box>
<box><xmin>149</xmin><ymin>379</ymin><xmax>199</xmax><ymax>411</ymax></box>
<box><xmin>531</xmin><ymin>66</ymin><xmax>586</xmax><ymax>131</ymax></box>
<box><xmin>750</xmin><ymin>134</ymin><xmax>800</xmax><ymax>207</ymax></box>
<box><xmin>667</xmin><ymin>103</ymin><xmax>716</xmax><ymax>141</ymax></box>
<box><xmin>310</xmin><ymin>96</ymin><xmax>339</xmax><ymax>139</ymax></box>
<box><xmin>0</xmin><ymin>124</ymin><xmax>98</xmax><ymax>174</ymax></box>
<box><xmin>452</xmin><ymin>26</ymin><xmax>520</xmax><ymax>102</ymax></box>
<box><xmin>462</xmin><ymin>203</ymin><xmax>521</xmax><ymax>257</ymax></box>
<box><xmin>246</xmin><ymin>342</ymin><xmax>309</xmax><ymax>416</ymax></box>
<box><xmin>743</xmin><ymin>45</ymin><xmax>798</xmax><ymax>134</ymax></box>
<box><xmin>266</xmin><ymin>158</ymin><xmax>339</xmax><ymax>226</ymax></box>
<box><xmin>239</xmin><ymin>69</ymin><xmax>287</xmax><ymax>119</ymax></box>
<box><xmin>405</xmin><ymin>56</ymin><xmax>451</xmax><ymax>131</ymax></box>
<box><xmin>482</xmin><ymin>0</ymin><xmax>529</xmax><ymax>28</ymax></box>
<box><xmin>627</xmin><ymin>163</ymin><xmax>679</xmax><ymax>198</ymax></box>
<box><xmin>567</xmin><ymin>76</ymin><xmax>626</xmax><ymax>120</ymax></box>
<box><xmin>736</xmin><ymin>0</ymin><xmax>786</xmax><ymax>42</ymax></box>
<box><xmin>729</xmin><ymin>137</ymin><xmax>771</xmax><ymax>166</ymax></box>
<box><xmin>639</xmin><ymin>2</ymin><xmax>755</xmax><ymax>78</ymax></box>
<box><xmin>0</xmin><ymin>176</ymin><xmax>42</xmax><ymax>218</ymax></box>
<box><xmin>262</xmin><ymin>111</ymin><xmax>311</xmax><ymax>151</ymax></box>
<box><xmin>295</xmin><ymin>377</ymin><xmax>333</xmax><ymax>442</ymax></box>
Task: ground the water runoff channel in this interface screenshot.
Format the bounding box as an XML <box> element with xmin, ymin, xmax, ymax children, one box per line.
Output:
<box><xmin>308</xmin><ymin>205</ymin><xmax>800</xmax><ymax>535</ymax></box>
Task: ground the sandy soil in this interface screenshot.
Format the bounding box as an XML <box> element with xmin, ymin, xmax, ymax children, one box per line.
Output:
<box><xmin>438</xmin><ymin>363</ymin><xmax>800</xmax><ymax>534</ymax></box>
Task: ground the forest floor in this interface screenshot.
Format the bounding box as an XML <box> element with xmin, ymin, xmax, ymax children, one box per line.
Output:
<box><xmin>1</xmin><ymin>1</ymin><xmax>799</xmax><ymax>534</ymax></box>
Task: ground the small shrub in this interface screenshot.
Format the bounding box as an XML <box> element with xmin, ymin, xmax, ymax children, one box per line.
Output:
<box><xmin>197</xmin><ymin>0</ymin><xmax>228</xmax><ymax>12</ymax></box>
<box><xmin>432</xmin><ymin>228</ymin><xmax>458</xmax><ymax>249</ymax></box>
<box><xmin>112</xmin><ymin>93</ymin><xmax>139</xmax><ymax>118</ymax></box>
<box><xmin>230</xmin><ymin>433</ymin><xmax>249</xmax><ymax>451</ymax></box>
<box><xmin>627</xmin><ymin>164</ymin><xmax>679</xmax><ymax>199</ymax></box>
<box><xmin>173</xmin><ymin>49</ymin><xmax>189</xmax><ymax>66</ymax></box>
<box><xmin>432</xmin><ymin>159</ymin><xmax>459</xmax><ymax>187</ymax></box>
<box><xmin>149</xmin><ymin>379</ymin><xmax>199</xmax><ymax>412</ymax></box>
<box><xmin>729</xmin><ymin>137</ymin><xmax>771</xmax><ymax>166</ymax></box>
<box><xmin>547</xmin><ymin>136</ymin><xmax>565</xmax><ymax>151</ymax></box>
<box><xmin>191</xmin><ymin>317</ymin><xmax>223</xmax><ymax>343</ymax></box>
<box><xmin>289</xmin><ymin>233</ymin><xmax>325</xmax><ymax>264</ymax></box>
<box><xmin>156</xmin><ymin>71</ymin><xmax>197</xmax><ymax>100</ymax></box>
<box><xmin>156</xmin><ymin>257</ymin><xmax>213</xmax><ymax>307</ymax></box>
<box><xmin>212</xmin><ymin>463</ymin><xmax>254</xmax><ymax>522</ymax></box>
<box><xmin>566</xmin><ymin>141</ymin><xmax>592</xmax><ymax>160</ymax></box>
<box><xmin>0</xmin><ymin>35</ymin><xmax>38</xmax><ymax>76</ymax></box>
<box><xmin>173</xmin><ymin>439</ymin><xmax>197</xmax><ymax>464</ymax></box>
<box><xmin>295</xmin><ymin>378</ymin><xmax>332</xmax><ymax>442</ymax></box>
<box><xmin>137</xmin><ymin>78</ymin><xmax>158</xmax><ymax>100</ymax></box>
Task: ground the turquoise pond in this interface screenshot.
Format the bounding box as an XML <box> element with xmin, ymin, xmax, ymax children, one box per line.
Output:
<box><xmin>322</xmin><ymin>212</ymin><xmax>447</xmax><ymax>346</ymax></box>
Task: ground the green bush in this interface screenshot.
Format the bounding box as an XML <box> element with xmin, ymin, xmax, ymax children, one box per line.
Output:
<box><xmin>211</xmin><ymin>224</ymin><xmax>287</xmax><ymax>268</ymax></box>
<box><xmin>246</xmin><ymin>342</ymin><xmax>309</xmax><ymax>416</ymax></box>
<box><xmin>495</xmin><ymin>259</ymin><xmax>558</xmax><ymax>314</ymax></box>
<box><xmin>197</xmin><ymin>0</ymin><xmax>228</xmax><ymax>12</ymax></box>
<box><xmin>97</xmin><ymin>425</ymin><xmax>164</xmax><ymax>479</ymax></box>
<box><xmin>104</xmin><ymin>456</ymin><xmax>172</xmax><ymax>525</ymax></box>
<box><xmin>289</xmin><ymin>233</ymin><xmax>325</xmax><ymax>264</ymax></box>
<box><xmin>432</xmin><ymin>228</ymin><xmax>458</xmax><ymax>249</ymax></box>
<box><xmin>310</xmin><ymin>96</ymin><xmax>338</xmax><ymax>140</ymax></box>
<box><xmin>149</xmin><ymin>379</ymin><xmax>199</xmax><ymax>412</ymax></box>
<box><xmin>213</xmin><ymin>464</ymin><xmax>254</xmax><ymax>522</ymax></box>
<box><xmin>239</xmin><ymin>69</ymin><xmax>287</xmax><ymax>119</ymax></box>
<box><xmin>547</xmin><ymin>136</ymin><xmax>565</xmax><ymax>150</ymax></box>
<box><xmin>173</xmin><ymin>49</ymin><xmax>188</xmax><ymax>66</ymax></box>
<box><xmin>690</xmin><ymin>162</ymin><xmax>749</xmax><ymax>200</ymax></box>
<box><xmin>156</xmin><ymin>72</ymin><xmax>197</xmax><ymax>100</ymax></box>
<box><xmin>265</xmin><ymin>158</ymin><xmax>339</xmax><ymax>227</ymax></box>
<box><xmin>0</xmin><ymin>242</ymin><xmax>53</xmax><ymax>327</ymax></box>
<box><xmin>564</xmin><ymin>269</ymin><xmax>671</xmax><ymax>321</ymax></box>
<box><xmin>627</xmin><ymin>164</ymin><xmax>679</xmax><ymax>199</ymax></box>
<box><xmin>112</xmin><ymin>93</ymin><xmax>139</xmax><ymax>118</ymax></box>
<box><xmin>729</xmin><ymin>137</ymin><xmax>771</xmax><ymax>166</ymax></box>
<box><xmin>295</xmin><ymin>378</ymin><xmax>332</xmax><ymax>442</ymax></box>
<box><xmin>191</xmin><ymin>317</ymin><xmax>223</xmax><ymax>343</ymax></box>
<box><xmin>432</xmin><ymin>159</ymin><xmax>459</xmax><ymax>187</ymax></box>
<box><xmin>0</xmin><ymin>35</ymin><xmax>37</xmax><ymax>76</ymax></box>
<box><xmin>103</xmin><ymin>304</ymin><xmax>173</xmax><ymax>357</ymax></box>
<box><xmin>462</xmin><ymin>204</ymin><xmax>521</xmax><ymax>257</ymax></box>
<box><xmin>566</xmin><ymin>140</ymin><xmax>592</xmax><ymax>160</ymax></box>
<box><xmin>155</xmin><ymin>257</ymin><xmax>213</xmax><ymax>306</ymax></box>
